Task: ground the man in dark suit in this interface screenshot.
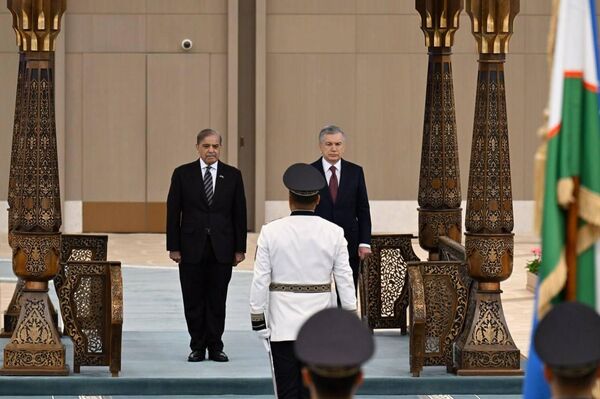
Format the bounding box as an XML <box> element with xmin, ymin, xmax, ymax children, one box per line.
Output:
<box><xmin>167</xmin><ymin>128</ymin><xmax>247</xmax><ymax>363</ymax></box>
<box><xmin>311</xmin><ymin>125</ymin><xmax>372</xmax><ymax>289</ymax></box>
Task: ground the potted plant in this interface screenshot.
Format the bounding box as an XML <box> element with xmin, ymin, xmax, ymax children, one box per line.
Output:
<box><xmin>525</xmin><ymin>247</ymin><xmax>541</xmax><ymax>293</ymax></box>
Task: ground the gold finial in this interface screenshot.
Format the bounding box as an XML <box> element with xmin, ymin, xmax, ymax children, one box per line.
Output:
<box><xmin>466</xmin><ymin>0</ymin><xmax>519</xmax><ymax>54</ymax></box>
<box><xmin>416</xmin><ymin>0</ymin><xmax>463</xmax><ymax>48</ymax></box>
<box><xmin>7</xmin><ymin>0</ymin><xmax>66</xmax><ymax>52</ymax></box>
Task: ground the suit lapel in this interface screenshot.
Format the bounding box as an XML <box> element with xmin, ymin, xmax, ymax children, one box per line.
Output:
<box><xmin>212</xmin><ymin>162</ymin><xmax>227</xmax><ymax>205</ymax></box>
<box><xmin>314</xmin><ymin>158</ymin><xmax>326</xmax><ymax>178</ymax></box>
<box><xmin>337</xmin><ymin>159</ymin><xmax>347</xmax><ymax>201</ymax></box>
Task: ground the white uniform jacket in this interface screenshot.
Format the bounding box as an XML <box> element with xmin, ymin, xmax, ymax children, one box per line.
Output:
<box><xmin>249</xmin><ymin>212</ymin><xmax>357</xmax><ymax>342</ymax></box>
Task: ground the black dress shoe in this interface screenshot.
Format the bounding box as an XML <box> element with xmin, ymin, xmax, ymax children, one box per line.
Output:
<box><xmin>208</xmin><ymin>350</ymin><xmax>229</xmax><ymax>362</ymax></box>
<box><xmin>188</xmin><ymin>350</ymin><xmax>205</xmax><ymax>362</ymax></box>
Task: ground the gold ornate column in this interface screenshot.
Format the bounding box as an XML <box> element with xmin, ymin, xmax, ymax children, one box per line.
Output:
<box><xmin>1</xmin><ymin>48</ymin><xmax>27</xmax><ymax>338</ymax></box>
<box><xmin>1</xmin><ymin>0</ymin><xmax>68</xmax><ymax>375</ymax></box>
<box><xmin>2</xmin><ymin>55</ymin><xmax>59</xmax><ymax>335</ymax></box>
<box><xmin>416</xmin><ymin>0</ymin><xmax>463</xmax><ymax>261</ymax></box>
<box><xmin>453</xmin><ymin>0</ymin><xmax>521</xmax><ymax>375</ymax></box>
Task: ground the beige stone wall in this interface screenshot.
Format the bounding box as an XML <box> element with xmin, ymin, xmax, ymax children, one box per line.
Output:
<box><xmin>0</xmin><ymin>0</ymin><xmax>568</xmax><ymax>231</ymax></box>
<box><xmin>264</xmin><ymin>0</ymin><xmax>552</xmax><ymax>201</ymax></box>
<box><xmin>0</xmin><ymin>6</ymin><xmax>18</xmax><ymax>201</ymax></box>
<box><xmin>65</xmin><ymin>1</ymin><xmax>228</xmax><ymax>205</ymax></box>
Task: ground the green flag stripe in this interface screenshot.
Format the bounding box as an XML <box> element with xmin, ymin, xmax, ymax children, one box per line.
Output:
<box><xmin>540</xmin><ymin>76</ymin><xmax>600</xmax><ymax>312</ymax></box>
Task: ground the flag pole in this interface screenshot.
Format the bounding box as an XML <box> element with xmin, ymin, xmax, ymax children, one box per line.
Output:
<box><xmin>566</xmin><ymin>177</ymin><xmax>580</xmax><ymax>301</ymax></box>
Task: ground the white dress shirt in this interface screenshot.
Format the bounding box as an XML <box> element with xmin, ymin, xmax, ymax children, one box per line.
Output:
<box><xmin>199</xmin><ymin>159</ymin><xmax>218</xmax><ymax>190</ymax></box>
<box><xmin>322</xmin><ymin>158</ymin><xmax>341</xmax><ymax>185</ymax></box>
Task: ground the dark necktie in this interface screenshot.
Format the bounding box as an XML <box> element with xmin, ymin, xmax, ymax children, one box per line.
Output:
<box><xmin>204</xmin><ymin>166</ymin><xmax>214</xmax><ymax>206</ymax></box>
<box><xmin>329</xmin><ymin>165</ymin><xmax>338</xmax><ymax>204</ymax></box>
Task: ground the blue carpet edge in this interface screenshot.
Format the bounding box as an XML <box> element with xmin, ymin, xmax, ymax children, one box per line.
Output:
<box><xmin>0</xmin><ymin>376</ymin><xmax>523</xmax><ymax>396</ymax></box>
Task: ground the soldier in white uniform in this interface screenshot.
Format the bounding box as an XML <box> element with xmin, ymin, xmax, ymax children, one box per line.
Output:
<box><xmin>250</xmin><ymin>163</ymin><xmax>357</xmax><ymax>399</ymax></box>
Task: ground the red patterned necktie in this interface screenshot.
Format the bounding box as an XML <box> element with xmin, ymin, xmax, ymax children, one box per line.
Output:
<box><xmin>329</xmin><ymin>165</ymin><xmax>338</xmax><ymax>203</ymax></box>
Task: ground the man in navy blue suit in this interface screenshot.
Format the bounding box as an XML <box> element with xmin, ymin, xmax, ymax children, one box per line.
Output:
<box><xmin>311</xmin><ymin>125</ymin><xmax>372</xmax><ymax>289</ymax></box>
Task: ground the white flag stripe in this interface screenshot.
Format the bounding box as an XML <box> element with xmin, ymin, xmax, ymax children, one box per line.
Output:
<box><xmin>548</xmin><ymin>0</ymin><xmax>599</xmax><ymax>133</ymax></box>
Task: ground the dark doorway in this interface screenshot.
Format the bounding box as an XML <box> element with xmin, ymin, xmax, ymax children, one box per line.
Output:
<box><xmin>238</xmin><ymin>0</ymin><xmax>257</xmax><ymax>231</ymax></box>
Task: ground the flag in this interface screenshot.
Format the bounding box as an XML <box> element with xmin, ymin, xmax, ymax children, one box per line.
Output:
<box><xmin>524</xmin><ymin>0</ymin><xmax>600</xmax><ymax>397</ymax></box>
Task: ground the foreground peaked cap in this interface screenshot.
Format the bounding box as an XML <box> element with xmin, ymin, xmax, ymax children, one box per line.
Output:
<box><xmin>534</xmin><ymin>301</ymin><xmax>600</xmax><ymax>374</ymax></box>
<box><xmin>283</xmin><ymin>163</ymin><xmax>326</xmax><ymax>196</ymax></box>
<box><xmin>295</xmin><ymin>308</ymin><xmax>374</xmax><ymax>376</ymax></box>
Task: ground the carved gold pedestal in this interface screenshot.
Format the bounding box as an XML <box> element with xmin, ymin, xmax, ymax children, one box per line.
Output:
<box><xmin>454</xmin><ymin>290</ymin><xmax>521</xmax><ymax>375</ymax></box>
<box><xmin>1</xmin><ymin>232</ymin><xmax>68</xmax><ymax>375</ymax></box>
<box><xmin>1</xmin><ymin>278</ymin><xmax>59</xmax><ymax>338</ymax></box>
<box><xmin>453</xmin><ymin>233</ymin><xmax>522</xmax><ymax>375</ymax></box>
<box><xmin>1</xmin><ymin>289</ymin><xmax>68</xmax><ymax>375</ymax></box>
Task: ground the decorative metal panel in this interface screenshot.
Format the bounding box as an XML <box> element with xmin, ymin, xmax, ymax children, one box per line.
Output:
<box><xmin>54</xmin><ymin>235</ymin><xmax>121</xmax><ymax>376</ymax></box>
<box><xmin>408</xmin><ymin>261</ymin><xmax>471</xmax><ymax>376</ymax></box>
<box><xmin>359</xmin><ymin>235</ymin><xmax>419</xmax><ymax>332</ymax></box>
